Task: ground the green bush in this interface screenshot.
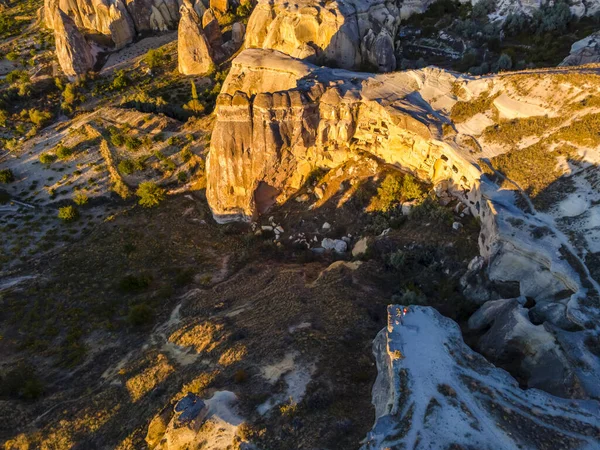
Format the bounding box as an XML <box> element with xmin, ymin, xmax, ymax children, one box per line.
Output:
<box><xmin>410</xmin><ymin>197</ymin><xmax>453</xmax><ymax>225</ymax></box>
<box><xmin>111</xmin><ymin>70</ymin><xmax>130</xmax><ymax>90</ymax></box>
<box><xmin>55</xmin><ymin>144</ymin><xmax>73</xmax><ymax>160</ymax></box>
<box><xmin>119</xmin><ymin>274</ymin><xmax>151</xmax><ymax>292</ymax></box>
<box><xmin>144</xmin><ymin>48</ymin><xmax>168</xmax><ymax>71</ymax></box>
<box><xmin>58</xmin><ymin>205</ymin><xmax>79</xmax><ymax>222</ymax></box>
<box><xmin>0</xmin><ymin>169</ymin><xmax>15</xmax><ymax>183</ymax></box>
<box><xmin>73</xmin><ymin>191</ymin><xmax>88</xmax><ymax>205</ymax></box>
<box><xmin>0</xmin><ymin>364</ymin><xmax>44</xmax><ymax>400</ymax></box>
<box><xmin>39</xmin><ymin>153</ymin><xmax>57</xmax><ymax>165</ymax></box>
<box><xmin>127</xmin><ymin>304</ymin><xmax>154</xmax><ymax>326</ymax></box>
<box><xmin>136</xmin><ymin>182</ymin><xmax>166</xmax><ymax>207</ymax></box>
<box><xmin>28</xmin><ymin>109</ymin><xmax>52</xmax><ymax>128</ymax></box>
<box><xmin>118</xmin><ymin>158</ymin><xmax>142</xmax><ymax>175</ymax></box>
<box><xmin>124</xmin><ymin>136</ymin><xmax>142</xmax><ymax>151</ymax></box>
<box><xmin>369</xmin><ymin>173</ymin><xmax>424</xmax><ymax>212</ymax></box>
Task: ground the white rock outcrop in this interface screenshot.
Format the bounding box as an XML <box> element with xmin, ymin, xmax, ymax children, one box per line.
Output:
<box><xmin>363</xmin><ymin>305</ymin><xmax>600</xmax><ymax>449</ymax></box>
<box><xmin>177</xmin><ymin>0</ymin><xmax>216</xmax><ymax>75</ymax></box>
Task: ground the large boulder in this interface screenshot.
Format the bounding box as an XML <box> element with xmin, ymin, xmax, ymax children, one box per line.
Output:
<box><xmin>560</xmin><ymin>31</ymin><xmax>600</xmax><ymax>66</ymax></box>
<box><xmin>243</xmin><ymin>0</ymin><xmax>403</xmax><ymax>72</ymax></box>
<box><xmin>53</xmin><ymin>10</ymin><xmax>96</xmax><ymax>79</ymax></box>
<box><xmin>177</xmin><ymin>0</ymin><xmax>216</xmax><ymax>75</ymax></box>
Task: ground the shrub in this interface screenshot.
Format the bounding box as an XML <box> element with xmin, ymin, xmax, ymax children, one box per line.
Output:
<box><xmin>0</xmin><ymin>109</ymin><xmax>7</xmax><ymax>127</ymax></box>
<box><xmin>55</xmin><ymin>144</ymin><xmax>73</xmax><ymax>160</ymax></box>
<box><xmin>0</xmin><ymin>169</ymin><xmax>15</xmax><ymax>183</ymax></box>
<box><xmin>369</xmin><ymin>173</ymin><xmax>424</xmax><ymax>212</ymax></box>
<box><xmin>111</xmin><ymin>70</ymin><xmax>130</xmax><ymax>90</ymax></box>
<box><xmin>119</xmin><ymin>274</ymin><xmax>151</xmax><ymax>292</ymax></box>
<box><xmin>58</xmin><ymin>205</ymin><xmax>79</xmax><ymax>222</ymax></box>
<box><xmin>118</xmin><ymin>158</ymin><xmax>143</xmax><ymax>175</ymax></box>
<box><xmin>127</xmin><ymin>304</ymin><xmax>154</xmax><ymax>326</ymax></box>
<box><xmin>177</xmin><ymin>171</ymin><xmax>188</xmax><ymax>183</ymax></box>
<box><xmin>450</xmin><ymin>91</ymin><xmax>499</xmax><ymax>123</ymax></box>
<box><xmin>410</xmin><ymin>197</ymin><xmax>453</xmax><ymax>225</ymax></box>
<box><xmin>62</xmin><ymin>83</ymin><xmax>77</xmax><ymax>105</ymax></box>
<box><xmin>28</xmin><ymin>109</ymin><xmax>52</xmax><ymax>128</ymax></box>
<box><xmin>0</xmin><ymin>364</ymin><xmax>44</xmax><ymax>400</ymax></box>
<box><xmin>124</xmin><ymin>136</ymin><xmax>142</xmax><ymax>151</ymax></box>
<box><xmin>39</xmin><ymin>153</ymin><xmax>57</xmax><ymax>165</ymax></box>
<box><xmin>144</xmin><ymin>48</ymin><xmax>167</xmax><ymax>70</ymax></box>
<box><xmin>183</xmin><ymin>80</ymin><xmax>205</xmax><ymax>115</ymax></box>
<box><xmin>73</xmin><ymin>191</ymin><xmax>88</xmax><ymax>205</ymax></box>
<box><xmin>136</xmin><ymin>182</ymin><xmax>166</xmax><ymax>207</ymax></box>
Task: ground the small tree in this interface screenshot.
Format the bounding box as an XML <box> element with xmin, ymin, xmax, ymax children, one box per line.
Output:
<box><xmin>0</xmin><ymin>169</ymin><xmax>15</xmax><ymax>183</ymax></box>
<box><xmin>136</xmin><ymin>181</ymin><xmax>165</xmax><ymax>207</ymax></box>
<box><xmin>58</xmin><ymin>205</ymin><xmax>79</xmax><ymax>222</ymax></box>
<box><xmin>183</xmin><ymin>80</ymin><xmax>205</xmax><ymax>114</ymax></box>
<box><xmin>144</xmin><ymin>48</ymin><xmax>165</xmax><ymax>71</ymax></box>
<box><xmin>55</xmin><ymin>144</ymin><xmax>72</xmax><ymax>160</ymax></box>
<box><xmin>73</xmin><ymin>191</ymin><xmax>88</xmax><ymax>205</ymax></box>
<box><xmin>39</xmin><ymin>153</ymin><xmax>57</xmax><ymax>165</ymax></box>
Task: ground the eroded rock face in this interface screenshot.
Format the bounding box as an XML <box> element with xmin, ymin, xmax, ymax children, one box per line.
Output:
<box><xmin>244</xmin><ymin>0</ymin><xmax>402</xmax><ymax>71</ymax></box>
<box><xmin>177</xmin><ymin>0</ymin><xmax>216</xmax><ymax>75</ymax></box>
<box><xmin>207</xmin><ymin>49</ymin><xmax>477</xmax><ymax>222</ymax></box>
<box><xmin>45</xmin><ymin>0</ymin><xmax>180</xmax><ymax>48</ymax></box>
<box><xmin>53</xmin><ymin>10</ymin><xmax>96</xmax><ymax>79</ymax></box>
<box><xmin>45</xmin><ymin>0</ymin><xmax>136</xmax><ymax>48</ymax></box>
<box><xmin>363</xmin><ymin>305</ymin><xmax>600</xmax><ymax>449</ymax></box>
<box><xmin>560</xmin><ymin>32</ymin><xmax>600</xmax><ymax>66</ymax></box>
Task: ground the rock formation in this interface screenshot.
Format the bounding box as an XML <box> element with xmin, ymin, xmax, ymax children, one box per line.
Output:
<box><xmin>177</xmin><ymin>0</ymin><xmax>216</xmax><ymax>75</ymax></box>
<box><xmin>560</xmin><ymin>32</ymin><xmax>600</xmax><ymax>66</ymax></box>
<box><xmin>53</xmin><ymin>10</ymin><xmax>96</xmax><ymax>79</ymax></box>
<box><xmin>206</xmin><ymin>49</ymin><xmax>600</xmax><ymax>405</ymax></box>
<box><xmin>44</xmin><ymin>0</ymin><xmax>181</xmax><ymax>49</ymax></box>
<box><xmin>207</xmin><ymin>49</ymin><xmax>478</xmax><ymax>223</ymax></box>
<box><xmin>243</xmin><ymin>0</ymin><xmax>401</xmax><ymax>71</ymax></box>
<box><xmin>363</xmin><ymin>305</ymin><xmax>600</xmax><ymax>449</ymax></box>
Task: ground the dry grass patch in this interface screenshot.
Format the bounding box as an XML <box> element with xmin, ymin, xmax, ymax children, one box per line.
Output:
<box><xmin>482</xmin><ymin>115</ymin><xmax>563</xmax><ymax>145</ymax></box>
<box><xmin>168</xmin><ymin>321</ymin><xmax>226</xmax><ymax>353</ymax></box>
<box><xmin>126</xmin><ymin>354</ymin><xmax>174</xmax><ymax>402</ymax></box>
<box><xmin>450</xmin><ymin>91</ymin><xmax>499</xmax><ymax>123</ymax></box>
<box><xmin>218</xmin><ymin>344</ymin><xmax>248</xmax><ymax>366</ymax></box>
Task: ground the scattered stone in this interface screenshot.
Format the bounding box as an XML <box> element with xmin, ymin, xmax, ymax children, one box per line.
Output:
<box><xmin>322</xmin><ymin>222</ymin><xmax>331</xmax><ymax>230</ymax></box>
<box><xmin>352</xmin><ymin>237</ymin><xmax>369</xmax><ymax>257</ymax></box>
<box><xmin>452</xmin><ymin>222</ymin><xmax>462</xmax><ymax>231</ymax></box>
<box><xmin>321</xmin><ymin>238</ymin><xmax>347</xmax><ymax>253</ymax></box>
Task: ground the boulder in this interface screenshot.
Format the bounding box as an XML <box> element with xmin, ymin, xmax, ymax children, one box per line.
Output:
<box><xmin>322</xmin><ymin>238</ymin><xmax>347</xmax><ymax>253</ymax></box>
<box><xmin>156</xmin><ymin>393</ymin><xmax>210</xmax><ymax>449</ymax></box>
<box><xmin>352</xmin><ymin>237</ymin><xmax>369</xmax><ymax>257</ymax></box>
<box><xmin>209</xmin><ymin>0</ymin><xmax>229</xmax><ymax>13</ymax></box>
<box><xmin>177</xmin><ymin>0</ymin><xmax>216</xmax><ymax>75</ymax></box>
<box><xmin>53</xmin><ymin>10</ymin><xmax>96</xmax><ymax>79</ymax></box>
<box><xmin>231</xmin><ymin>21</ymin><xmax>245</xmax><ymax>45</ymax></box>
<box><xmin>560</xmin><ymin>31</ymin><xmax>600</xmax><ymax>66</ymax></box>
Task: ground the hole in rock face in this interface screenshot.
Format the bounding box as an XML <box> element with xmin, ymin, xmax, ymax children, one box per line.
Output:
<box><xmin>254</xmin><ymin>181</ymin><xmax>280</xmax><ymax>215</ymax></box>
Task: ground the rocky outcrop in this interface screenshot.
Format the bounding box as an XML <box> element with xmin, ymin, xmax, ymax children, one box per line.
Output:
<box><xmin>363</xmin><ymin>305</ymin><xmax>600</xmax><ymax>449</ymax></box>
<box><xmin>45</xmin><ymin>0</ymin><xmax>136</xmax><ymax>48</ymax></box>
<box><xmin>560</xmin><ymin>32</ymin><xmax>600</xmax><ymax>66</ymax></box>
<box><xmin>177</xmin><ymin>0</ymin><xmax>216</xmax><ymax>75</ymax></box>
<box><xmin>244</xmin><ymin>0</ymin><xmax>402</xmax><ymax>71</ymax></box>
<box><xmin>207</xmin><ymin>49</ymin><xmax>477</xmax><ymax>222</ymax></box>
<box><xmin>45</xmin><ymin>0</ymin><xmax>180</xmax><ymax>49</ymax></box>
<box><xmin>53</xmin><ymin>10</ymin><xmax>96</xmax><ymax>79</ymax></box>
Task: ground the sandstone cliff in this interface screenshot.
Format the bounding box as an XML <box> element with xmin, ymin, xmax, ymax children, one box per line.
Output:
<box><xmin>53</xmin><ymin>10</ymin><xmax>96</xmax><ymax>79</ymax></box>
<box><xmin>244</xmin><ymin>0</ymin><xmax>401</xmax><ymax>71</ymax></box>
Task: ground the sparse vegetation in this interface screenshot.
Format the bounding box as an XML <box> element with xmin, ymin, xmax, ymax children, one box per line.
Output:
<box><xmin>58</xmin><ymin>205</ymin><xmax>79</xmax><ymax>222</ymax></box>
<box><xmin>136</xmin><ymin>182</ymin><xmax>166</xmax><ymax>208</ymax></box>
<box><xmin>0</xmin><ymin>169</ymin><xmax>15</xmax><ymax>183</ymax></box>
<box><xmin>450</xmin><ymin>91</ymin><xmax>499</xmax><ymax>123</ymax></box>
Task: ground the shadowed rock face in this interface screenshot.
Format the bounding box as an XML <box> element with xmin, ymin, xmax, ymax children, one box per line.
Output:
<box><xmin>364</xmin><ymin>306</ymin><xmax>600</xmax><ymax>450</ymax></box>
<box><xmin>53</xmin><ymin>10</ymin><xmax>96</xmax><ymax>79</ymax></box>
<box><xmin>244</xmin><ymin>0</ymin><xmax>402</xmax><ymax>72</ymax></box>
